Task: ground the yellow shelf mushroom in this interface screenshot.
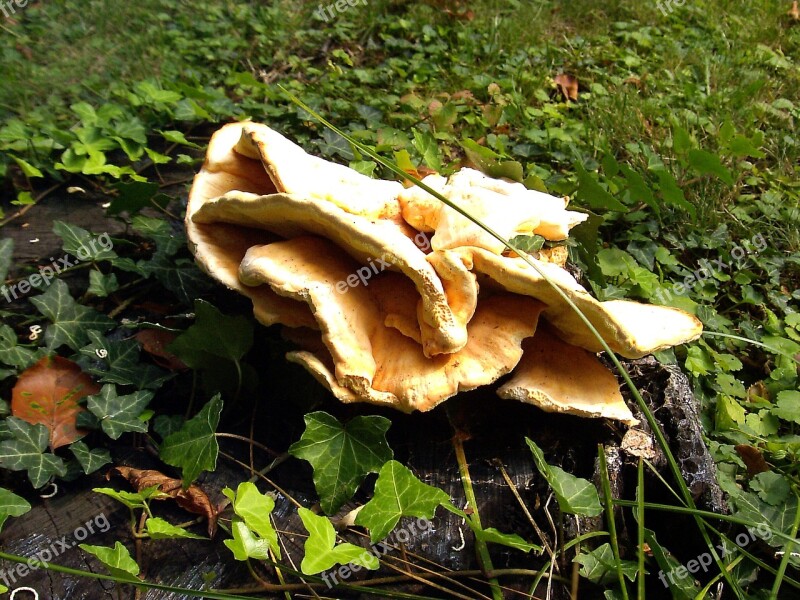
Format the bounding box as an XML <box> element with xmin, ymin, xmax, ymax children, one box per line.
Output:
<box><xmin>187</xmin><ymin>121</ymin><xmax>703</xmax><ymax>425</ymax></box>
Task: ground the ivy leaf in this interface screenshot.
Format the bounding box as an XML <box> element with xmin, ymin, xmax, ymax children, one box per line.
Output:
<box><xmin>411</xmin><ymin>129</ymin><xmax>442</xmax><ymax>171</ymax></box>
<box><xmin>159</xmin><ymin>395</ymin><xmax>222</xmax><ymax>486</ymax></box>
<box><xmin>152</xmin><ymin>414</ymin><xmax>184</xmax><ymax>440</ymax></box>
<box><xmin>0</xmin><ymin>324</ymin><xmax>39</xmax><ymax>369</ymax></box>
<box><xmin>29</xmin><ymin>280</ymin><xmax>115</xmax><ymax>351</ymax></box>
<box><xmin>52</xmin><ymin>221</ymin><xmax>117</xmax><ymax>262</ymax></box>
<box><xmin>86</xmin><ymin>384</ymin><xmax>153</xmax><ymax>439</ymax></box>
<box><xmin>93</xmin><ymin>485</ymin><xmax>165</xmax><ymax>510</ymax></box>
<box><xmin>474</xmin><ymin>528</ymin><xmax>540</xmax><ymax>553</ymax></box>
<box><xmin>79</xmin><ymin>330</ymin><xmax>170</xmax><ymax>390</ymax></box>
<box><xmin>0</xmin><ymin>487</ymin><xmax>31</xmax><ymax>532</ymax></box>
<box><xmin>222</xmin><ymin>482</ymin><xmax>280</xmax><ymax>557</ymax></box>
<box><xmin>355</xmin><ymin>460</ymin><xmax>449</xmax><ymax>542</ymax></box>
<box><xmin>146</xmin><ymin>517</ymin><xmax>205</xmax><ymax>540</ymax></box>
<box><xmin>168</xmin><ymin>300</ymin><xmax>253</xmax><ymax>366</ymax></box>
<box><xmin>509</xmin><ymin>234</ymin><xmax>546</xmax><ymax>253</ymax></box>
<box><xmin>575</xmin><ymin>543</ymin><xmax>638</xmax><ymax>585</ymax></box>
<box><xmin>0</xmin><ymin>417</ymin><xmax>67</xmax><ymax>488</ymax></box>
<box><xmin>526</xmin><ymin>438</ymin><xmax>602</xmax><ymax>517</ymax></box>
<box><xmin>159</xmin><ymin>129</ymin><xmax>202</xmax><ymax>149</ymax></box>
<box><xmin>80</xmin><ymin>541</ymin><xmax>140</xmax><ymax>581</ymax></box>
<box><xmin>88</xmin><ymin>271</ymin><xmax>119</xmax><ymax>298</ymax></box>
<box><xmin>289</xmin><ymin>412</ymin><xmax>393</xmax><ymax>514</ymax></box>
<box><xmin>131</xmin><ymin>216</ymin><xmax>183</xmax><ymax>256</ymax></box>
<box><xmin>107</xmin><ymin>181</ymin><xmax>159</xmax><ymax>216</ymax></box>
<box><xmin>69</xmin><ymin>441</ymin><xmax>111</xmax><ymax>475</ymax></box>
<box><xmin>224</xmin><ymin>519</ymin><xmax>273</xmax><ymax>561</ymax></box>
<box><xmin>651</xmin><ymin>168</ymin><xmax>696</xmax><ymax>218</ymax></box>
<box><xmin>298</xmin><ymin>507</ymin><xmax>380</xmax><ymax>575</ymax></box>
<box><xmin>0</xmin><ymin>238</ymin><xmax>12</xmax><ymax>282</ymax></box>
<box><xmin>137</xmin><ymin>255</ymin><xmax>212</xmax><ymax>305</ymax></box>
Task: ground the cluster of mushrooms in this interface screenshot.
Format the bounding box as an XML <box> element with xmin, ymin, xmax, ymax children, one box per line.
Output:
<box><xmin>187</xmin><ymin>122</ymin><xmax>702</xmax><ymax>425</ymax></box>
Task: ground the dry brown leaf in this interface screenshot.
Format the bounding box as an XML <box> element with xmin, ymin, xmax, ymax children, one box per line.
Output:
<box><xmin>734</xmin><ymin>444</ymin><xmax>770</xmax><ymax>477</ymax></box>
<box><xmin>110</xmin><ymin>466</ymin><xmax>219</xmax><ymax>536</ymax></box>
<box><xmin>134</xmin><ymin>329</ymin><xmax>188</xmax><ymax>371</ymax></box>
<box><xmin>789</xmin><ymin>1</ymin><xmax>800</xmax><ymax>20</ymax></box>
<box><xmin>11</xmin><ymin>356</ymin><xmax>98</xmax><ymax>450</ymax></box>
<box><xmin>554</xmin><ymin>73</ymin><xmax>579</xmax><ymax>101</ymax></box>
<box><xmin>747</xmin><ymin>381</ymin><xmax>770</xmax><ymax>402</ymax></box>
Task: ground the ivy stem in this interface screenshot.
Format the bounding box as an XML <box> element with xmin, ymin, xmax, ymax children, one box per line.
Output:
<box><xmin>451</xmin><ymin>431</ymin><xmax>503</xmax><ymax>600</ymax></box>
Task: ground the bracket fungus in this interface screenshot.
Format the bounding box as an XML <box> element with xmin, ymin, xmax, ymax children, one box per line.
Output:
<box><xmin>187</xmin><ymin>122</ymin><xmax>703</xmax><ymax>425</ymax></box>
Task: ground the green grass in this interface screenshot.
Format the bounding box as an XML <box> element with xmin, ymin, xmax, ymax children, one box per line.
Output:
<box><xmin>1</xmin><ymin>0</ymin><xmax>799</xmax><ymax>597</ymax></box>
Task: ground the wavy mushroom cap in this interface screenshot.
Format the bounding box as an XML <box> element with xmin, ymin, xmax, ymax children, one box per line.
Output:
<box><xmin>187</xmin><ymin>121</ymin><xmax>703</xmax><ymax>423</ymax></box>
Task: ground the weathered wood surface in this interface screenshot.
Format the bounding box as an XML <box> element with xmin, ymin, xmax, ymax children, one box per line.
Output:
<box><xmin>0</xmin><ymin>191</ymin><xmax>725</xmax><ymax>599</ymax></box>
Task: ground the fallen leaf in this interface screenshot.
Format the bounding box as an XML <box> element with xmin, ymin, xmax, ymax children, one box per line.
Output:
<box><xmin>554</xmin><ymin>73</ymin><xmax>579</xmax><ymax>101</ymax></box>
<box><xmin>735</xmin><ymin>444</ymin><xmax>770</xmax><ymax>477</ymax></box>
<box><xmin>789</xmin><ymin>1</ymin><xmax>800</xmax><ymax>21</ymax></box>
<box><xmin>11</xmin><ymin>356</ymin><xmax>99</xmax><ymax>450</ymax></box>
<box><xmin>134</xmin><ymin>329</ymin><xmax>187</xmax><ymax>371</ymax></box>
<box><xmin>110</xmin><ymin>466</ymin><xmax>218</xmax><ymax>536</ymax></box>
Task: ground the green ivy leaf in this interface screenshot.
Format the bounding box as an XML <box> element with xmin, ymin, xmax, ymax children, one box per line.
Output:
<box><xmin>80</xmin><ymin>541</ymin><xmax>140</xmax><ymax>581</ymax></box>
<box><xmin>11</xmin><ymin>155</ymin><xmax>44</xmax><ymax>178</ymax></box>
<box><xmin>168</xmin><ymin>300</ymin><xmax>253</xmax><ymax>367</ymax></box>
<box><xmin>224</xmin><ymin>519</ymin><xmax>273</xmax><ymax>561</ymax></box>
<box><xmin>474</xmin><ymin>527</ymin><xmax>540</xmax><ymax>553</ymax></box>
<box><xmin>575</xmin><ymin>543</ymin><xmax>638</xmax><ymax>585</ymax></box>
<box><xmin>0</xmin><ymin>417</ymin><xmax>67</xmax><ymax>488</ymax></box>
<box><xmin>29</xmin><ymin>280</ymin><xmax>115</xmax><ymax>351</ymax></box>
<box><xmin>86</xmin><ymin>384</ymin><xmax>153</xmax><ymax>439</ymax></box>
<box><xmin>52</xmin><ymin>221</ymin><xmax>117</xmax><ymax>262</ymax></box>
<box><xmin>93</xmin><ymin>485</ymin><xmax>165</xmax><ymax>510</ymax></box>
<box><xmin>131</xmin><ymin>216</ymin><xmax>183</xmax><ymax>256</ymax></box>
<box><xmin>298</xmin><ymin>507</ymin><xmax>380</xmax><ymax>575</ymax></box>
<box><xmin>159</xmin><ymin>129</ymin><xmax>202</xmax><ymax>149</ymax></box>
<box><xmin>79</xmin><ymin>330</ymin><xmax>170</xmax><ymax>390</ymax></box>
<box><xmin>411</xmin><ymin>129</ymin><xmax>442</xmax><ymax>171</ymax></box>
<box><xmin>289</xmin><ymin>412</ymin><xmax>393</xmax><ymax>514</ymax></box>
<box><xmin>88</xmin><ymin>271</ymin><xmax>119</xmax><ymax>298</ymax></box>
<box><xmin>651</xmin><ymin>168</ymin><xmax>696</xmax><ymax>218</ymax></box>
<box><xmin>509</xmin><ymin>234</ymin><xmax>546</xmax><ymax>253</ymax></box>
<box><xmin>526</xmin><ymin>438</ymin><xmax>602</xmax><ymax>517</ymax></box>
<box><xmin>619</xmin><ymin>164</ymin><xmax>658</xmax><ymax>214</ymax></box>
<box><xmin>0</xmin><ymin>487</ymin><xmax>31</xmax><ymax>532</ymax></box>
<box><xmin>355</xmin><ymin>460</ymin><xmax>449</xmax><ymax>542</ymax></box>
<box><xmin>69</xmin><ymin>441</ymin><xmax>111</xmax><ymax>475</ymax></box>
<box><xmin>159</xmin><ymin>395</ymin><xmax>222</xmax><ymax>486</ymax></box>
<box><xmin>107</xmin><ymin>181</ymin><xmax>159</xmax><ymax>216</ymax></box>
<box><xmin>0</xmin><ymin>324</ymin><xmax>38</xmax><ymax>369</ymax></box>
<box><xmin>146</xmin><ymin>517</ymin><xmax>205</xmax><ymax>540</ymax></box>
<box><xmin>222</xmin><ymin>482</ymin><xmax>280</xmax><ymax>557</ymax></box>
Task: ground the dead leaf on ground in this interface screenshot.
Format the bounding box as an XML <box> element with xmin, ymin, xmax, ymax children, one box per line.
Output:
<box><xmin>789</xmin><ymin>1</ymin><xmax>800</xmax><ymax>21</ymax></box>
<box><xmin>735</xmin><ymin>444</ymin><xmax>770</xmax><ymax>477</ymax></box>
<box><xmin>110</xmin><ymin>466</ymin><xmax>219</xmax><ymax>536</ymax></box>
<box><xmin>134</xmin><ymin>329</ymin><xmax>188</xmax><ymax>371</ymax></box>
<box><xmin>554</xmin><ymin>73</ymin><xmax>579</xmax><ymax>101</ymax></box>
<box><xmin>11</xmin><ymin>356</ymin><xmax>99</xmax><ymax>450</ymax></box>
